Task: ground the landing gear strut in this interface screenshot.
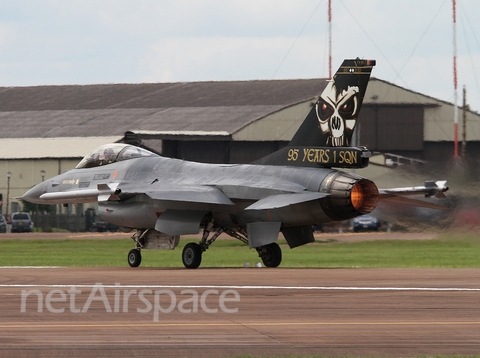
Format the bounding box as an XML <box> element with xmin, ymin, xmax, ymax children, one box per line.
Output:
<box><xmin>128</xmin><ymin>229</ymin><xmax>148</xmax><ymax>267</ymax></box>
<box><xmin>129</xmin><ymin>216</ymin><xmax>284</xmax><ymax>269</ymax></box>
<box><xmin>182</xmin><ymin>215</ymin><xmax>285</xmax><ymax>269</ymax></box>
<box><xmin>182</xmin><ymin>217</ymin><xmax>225</xmax><ymax>269</ymax></box>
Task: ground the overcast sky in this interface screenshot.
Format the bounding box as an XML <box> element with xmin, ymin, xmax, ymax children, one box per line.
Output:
<box><xmin>1</xmin><ymin>0</ymin><xmax>480</xmax><ymax>112</ymax></box>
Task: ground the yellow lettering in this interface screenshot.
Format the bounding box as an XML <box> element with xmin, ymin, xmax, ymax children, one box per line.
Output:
<box><xmin>339</xmin><ymin>151</ymin><xmax>358</xmax><ymax>165</ymax></box>
<box><xmin>302</xmin><ymin>148</ymin><xmax>308</xmax><ymax>161</ymax></box>
<box><xmin>296</xmin><ymin>148</ymin><xmax>365</xmax><ymax>164</ymax></box>
<box><xmin>323</xmin><ymin>149</ymin><xmax>330</xmax><ymax>163</ymax></box>
<box><xmin>288</xmin><ymin>149</ymin><xmax>299</xmax><ymax>161</ymax></box>
<box><xmin>307</xmin><ymin>149</ymin><xmax>315</xmax><ymax>162</ymax></box>
<box><xmin>352</xmin><ymin>151</ymin><xmax>358</xmax><ymax>164</ymax></box>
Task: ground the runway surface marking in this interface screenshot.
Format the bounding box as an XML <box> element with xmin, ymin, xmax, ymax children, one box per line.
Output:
<box><xmin>1</xmin><ymin>284</ymin><xmax>480</xmax><ymax>291</ymax></box>
<box><xmin>0</xmin><ymin>321</ymin><xmax>479</xmax><ymax>329</ymax></box>
<box><xmin>0</xmin><ymin>266</ymin><xmax>61</xmax><ymax>269</ymax></box>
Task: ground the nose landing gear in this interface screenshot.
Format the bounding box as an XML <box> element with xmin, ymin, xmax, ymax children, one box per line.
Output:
<box><xmin>127</xmin><ymin>248</ymin><xmax>142</xmax><ymax>267</ymax></box>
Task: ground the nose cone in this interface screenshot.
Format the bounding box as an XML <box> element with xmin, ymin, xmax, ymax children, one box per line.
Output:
<box><xmin>21</xmin><ymin>182</ymin><xmax>49</xmax><ymax>204</ymax></box>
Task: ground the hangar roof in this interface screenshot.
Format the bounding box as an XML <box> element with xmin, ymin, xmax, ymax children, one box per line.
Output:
<box><xmin>0</xmin><ymin>79</ymin><xmax>325</xmax><ymax>111</ymax></box>
<box><xmin>0</xmin><ymin>106</ymin><xmax>285</xmax><ymax>139</ymax></box>
<box><xmin>0</xmin><ymin>79</ymin><xmax>326</xmax><ymax>140</ymax></box>
<box><xmin>0</xmin><ymin>77</ymin><xmax>475</xmax><ymax>144</ymax></box>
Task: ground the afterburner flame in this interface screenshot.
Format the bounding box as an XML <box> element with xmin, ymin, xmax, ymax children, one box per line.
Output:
<box><xmin>351</xmin><ymin>183</ymin><xmax>364</xmax><ymax>210</ymax></box>
<box><xmin>351</xmin><ymin>180</ymin><xmax>379</xmax><ymax>214</ymax></box>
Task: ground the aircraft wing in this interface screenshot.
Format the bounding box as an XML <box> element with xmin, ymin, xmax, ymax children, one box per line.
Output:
<box><xmin>127</xmin><ymin>185</ymin><xmax>235</xmax><ymax>206</ymax></box>
<box><xmin>378</xmin><ymin>180</ymin><xmax>449</xmax><ymax>210</ymax></box>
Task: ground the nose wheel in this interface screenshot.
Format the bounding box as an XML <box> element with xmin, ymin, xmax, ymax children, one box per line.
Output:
<box><xmin>128</xmin><ymin>249</ymin><xmax>142</xmax><ymax>267</ymax></box>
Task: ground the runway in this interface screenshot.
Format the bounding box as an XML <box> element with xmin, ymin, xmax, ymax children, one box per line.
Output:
<box><xmin>1</xmin><ymin>267</ymin><xmax>479</xmax><ymax>357</ymax></box>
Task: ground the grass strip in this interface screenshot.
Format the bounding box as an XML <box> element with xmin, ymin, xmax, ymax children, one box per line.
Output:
<box><xmin>0</xmin><ymin>232</ymin><xmax>479</xmax><ymax>268</ymax></box>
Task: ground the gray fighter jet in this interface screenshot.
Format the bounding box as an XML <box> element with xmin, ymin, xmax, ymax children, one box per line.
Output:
<box><xmin>22</xmin><ymin>59</ymin><xmax>448</xmax><ymax>269</ymax></box>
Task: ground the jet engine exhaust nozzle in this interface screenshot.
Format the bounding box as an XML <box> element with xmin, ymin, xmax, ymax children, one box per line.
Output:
<box><xmin>320</xmin><ymin>173</ymin><xmax>379</xmax><ymax>222</ymax></box>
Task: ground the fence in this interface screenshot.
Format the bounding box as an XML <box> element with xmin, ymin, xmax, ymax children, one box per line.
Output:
<box><xmin>31</xmin><ymin>207</ymin><xmax>104</xmax><ymax>232</ymax></box>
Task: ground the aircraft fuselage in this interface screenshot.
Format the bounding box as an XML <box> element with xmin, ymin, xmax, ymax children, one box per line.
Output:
<box><xmin>23</xmin><ymin>154</ymin><xmax>377</xmax><ymax>232</ymax></box>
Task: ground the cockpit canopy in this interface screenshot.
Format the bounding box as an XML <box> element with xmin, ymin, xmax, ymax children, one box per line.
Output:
<box><xmin>76</xmin><ymin>143</ymin><xmax>157</xmax><ymax>169</ymax></box>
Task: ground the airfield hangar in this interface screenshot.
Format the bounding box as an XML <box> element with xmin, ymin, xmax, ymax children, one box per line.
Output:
<box><xmin>0</xmin><ymin>77</ymin><xmax>478</xmax><ymax>224</ymax></box>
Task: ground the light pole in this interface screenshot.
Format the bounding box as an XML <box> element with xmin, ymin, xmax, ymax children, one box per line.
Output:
<box><xmin>40</xmin><ymin>170</ymin><xmax>46</xmax><ymax>231</ymax></box>
<box><xmin>6</xmin><ymin>172</ymin><xmax>11</xmax><ymax>220</ymax></box>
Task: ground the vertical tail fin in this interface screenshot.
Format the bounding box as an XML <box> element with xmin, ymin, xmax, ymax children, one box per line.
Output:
<box><xmin>289</xmin><ymin>58</ymin><xmax>375</xmax><ymax>147</ymax></box>
<box><xmin>254</xmin><ymin>59</ymin><xmax>375</xmax><ymax>167</ymax></box>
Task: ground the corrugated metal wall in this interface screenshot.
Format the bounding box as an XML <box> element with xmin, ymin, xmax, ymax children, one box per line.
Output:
<box><xmin>359</xmin><ymin>106</ymin><xmax>424</xmax><ymax>151</ymax></box>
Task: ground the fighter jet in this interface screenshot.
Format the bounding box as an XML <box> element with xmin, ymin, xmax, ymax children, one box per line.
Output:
<box><xmin>22</xmin><ymin>59</ymin><xmax>448</xmax><ymax>269</ymax></box>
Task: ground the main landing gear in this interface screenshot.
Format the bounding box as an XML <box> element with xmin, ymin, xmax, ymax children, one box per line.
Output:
<box><xmin>256</xmin><ymin>242</ymin><xmax>282</xmax><ymax>268</ymax></box>
<box><xmin>181</xmin><ymin>217</ymin><xmax>283</xmax><ymax>269</ymax></box>
<box><xmin>181</xmin><ymin>218</ymin><xmax>225</xmax><ymax>269</ymax></box>
<box><xmin>182</xmin><ymin>243</ymin><xmax>203</xmax><ymax>269</ymax></box>
<box><xmin>127</xmin><ymin>219</ymin><xmax>284</xmax><ymax>269</ymax></box>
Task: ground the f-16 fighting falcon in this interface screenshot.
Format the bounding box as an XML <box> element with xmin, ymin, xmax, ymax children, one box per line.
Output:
<box><xmin>22</xmin><ymin>59</ymin><xmax>448</xmax><ymax>269</ymax></box>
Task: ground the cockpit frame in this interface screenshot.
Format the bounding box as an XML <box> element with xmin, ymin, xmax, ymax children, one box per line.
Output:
<box><xmin>75</xmin><ymin>143</ymin><xmax>156</xmax><ymax>169</ymax></box>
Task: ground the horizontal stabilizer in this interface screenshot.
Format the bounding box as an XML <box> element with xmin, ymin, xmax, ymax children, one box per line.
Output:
<box><xmin>245</xmin><ymin>192</ymin><xmax>328</xmax><ymax>211</ymax></box>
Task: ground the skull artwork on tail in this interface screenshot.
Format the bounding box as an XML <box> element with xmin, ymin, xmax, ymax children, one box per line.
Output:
<box><xmin>315</xmin><ymin>81</ymin><xmax>360</xmax><ymax>147</ymax></box>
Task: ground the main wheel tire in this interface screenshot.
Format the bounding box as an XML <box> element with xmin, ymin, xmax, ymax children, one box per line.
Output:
<box><xmin>128</xmin><ymin>249</ymin><xmax>142</xmax><ymax>267</ymax></box>
<box><xmin>259</xmin><ymin>242</ymin><xmax>282</xmax><ymax>267</ymax></box>
<box><xmin>182</xmin><ymin>243</ymin><xmax>202</xmax><ymax>269</ymax></box>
